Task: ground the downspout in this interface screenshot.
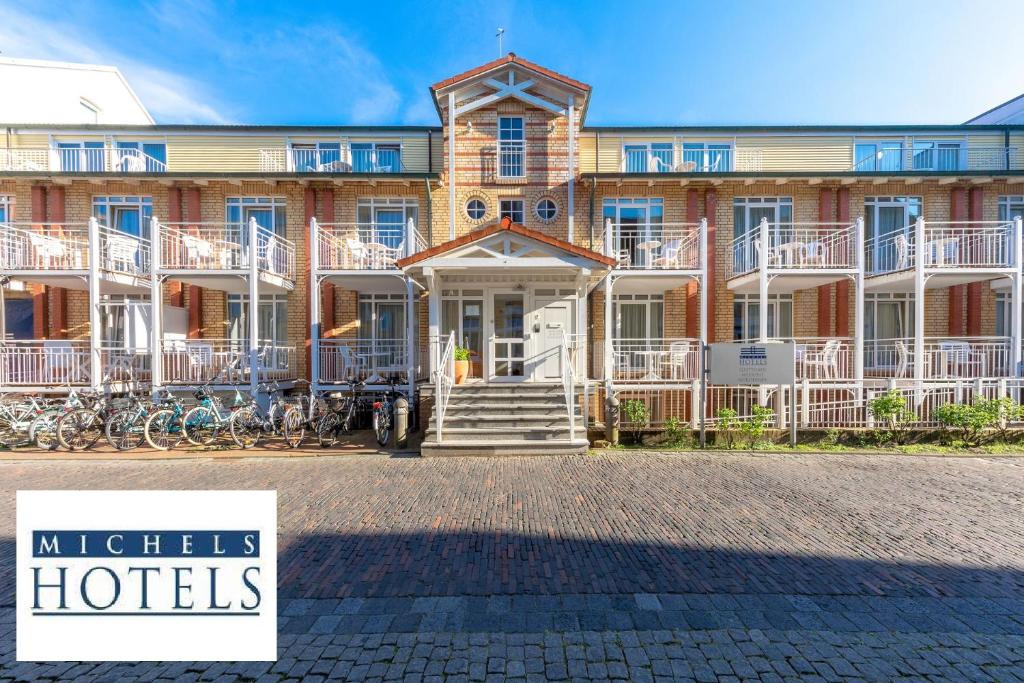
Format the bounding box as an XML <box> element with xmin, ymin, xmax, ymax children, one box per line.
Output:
<box><xmin>424</xmin><ymin>178</ymin><xmax>433</xmax><ymax>246</ymax></box>
<box><xmin>588</xmin><ymin>177</ymin><xmax>595</xmax><ymax>251</ymax></box>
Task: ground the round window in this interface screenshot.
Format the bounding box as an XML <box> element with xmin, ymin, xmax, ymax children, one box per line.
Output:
<box><xmin>465</xmin><ymin>198</ymin><xmax>486</xmax><ymax>220</ymax></box>
<box><xmin>535</xmin><ymin>198</ymin><xmax>558</xmax><ymax>222</ymax></box>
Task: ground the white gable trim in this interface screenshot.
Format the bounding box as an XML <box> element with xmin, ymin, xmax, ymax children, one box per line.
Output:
<box><xmin>452</xmin><ymin>70</ymin><xmax>567</xmax><ymax>118</ymax></box>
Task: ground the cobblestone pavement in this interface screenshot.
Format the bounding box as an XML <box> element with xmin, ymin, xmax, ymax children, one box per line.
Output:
<box><xmin>1</xmin><ymin>451</ymin><xmax>1023</xmax><ymax>681</ymax></box>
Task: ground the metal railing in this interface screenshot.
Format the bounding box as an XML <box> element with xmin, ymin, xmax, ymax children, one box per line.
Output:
<box><xmin>0</xmin><ymin>222</ymin><xmax>90</xmax><ymax>270</ymax></box>
<box><xmin>560</xmin><ymin>330</ymin><xmax>578</xmax><ymax>441</ymax></box>
<box><xmin>852</xmin><ymin>146</ymin><xmax>1020</xmax><ymax>172</ymax></box>
<box><xmin>434</xmin><ymin>331</ymin><xmax>456</xmax><ymax>443</ymax></box>
<box><xmin>0</xmin><ymin>147</ymin><xmax>168</xmax><ymax>173</ymax></box>
<box><xmin>318</xmin><ymin>338</ymin><xmax>409</xmax><ymax>384</ymax></box>
<box><xmin>865</xmin><ymin>220</ymin><xmax>1015</xmax><ymax>274</ymax></box>
<box><xmin>730</xmin><ymin>220</ymin><xmax>858</xmax><ymax>276</ymax></box>
<box><xmin>604</xmin><ymin>219</ymin><xmax>703</xmax><ymax>269</ymax></box>
<box><xmin>158</xmin><ymin>219</ymin><xmax>295</xmax><ymax>280</ymax></box>
<box><xmin>97</xmin><ymin>224</ymin><xmax>151</xmax><ymax>277</ymax></box>
<box><xmin>864</xmin><ymin>336</ymin><xmax>1012</xmax><ymax>379</ymax></box>
<box><xmin>790</xmin><ymin>337</ymin><xmax>853</xmax><ymax>380</ymax></box>
<box><xmin>0</xmin><ymin>340</ymin><xmax>91</xmax><ymax>387</ymax></box>
<box><xmin>161</xmin><ymin>338</ymin><xmax>295</xmax><ymax>385</ymax></box>
<box><xmin>316</xmin><ymin>218</ymin><xmax>426</xmax><ymax>270</ymax></box>
<box><xmin>351</xmin><ymin>147</ymin><xmax>403</xmax><ymax>173</ymax></box>
<box><xmin>0</xmin><ymin>148</ymin><xmax>49</xmax><ymax>171</ymax></box>
<box><xmin>596</xmin><ymin>338</ymin><xmax>701</xmax><ymax>383</ymax></box>
<box><xmin>497</xmin><ymin>140</ymin><xmax>525</xmax><ymax>178</ymax></box>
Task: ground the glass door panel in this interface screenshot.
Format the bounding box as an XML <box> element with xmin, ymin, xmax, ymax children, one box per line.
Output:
<box><xmin>491</xmin><ymin>293</ymin><xmax>525</xmax><ymax>380</ymax></box>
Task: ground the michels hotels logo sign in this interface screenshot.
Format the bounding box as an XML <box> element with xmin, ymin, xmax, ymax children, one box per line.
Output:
<box><xmin>17</xmin><ymin>490</ymin><xmax>277</xmax><ymax>661</ymax></box>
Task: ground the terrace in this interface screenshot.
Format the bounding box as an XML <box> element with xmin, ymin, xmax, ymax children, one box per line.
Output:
<box><xmin>0</xmin><ymin>146</ymin><xmax>167</xmax><ymax>173</ymax></box>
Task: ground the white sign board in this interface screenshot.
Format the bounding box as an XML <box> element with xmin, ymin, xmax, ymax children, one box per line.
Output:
<box><xmin>708</xmin><ymin>342</ymin><xmax>795</xmax><ymax>385</ymax></box>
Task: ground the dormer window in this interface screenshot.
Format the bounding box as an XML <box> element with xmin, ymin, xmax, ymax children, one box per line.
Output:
<box><xmin>624</xmin><ymin>143</ymin><xmax>673</xmax><ymax>172</ymax></box>
<box><xmin>351</xmin><ymin>142</ymin><xmax>402</xmax><ymax>173</ymax></box>
<box><xmin>291</xmin><ymin>142</ymin><xmax>342</xmax><ymax>172</ymax></box>
<box><xmin>498</xmin><ymin>116</ymin><xmax>525</xmax><ymax>178</ymax></box>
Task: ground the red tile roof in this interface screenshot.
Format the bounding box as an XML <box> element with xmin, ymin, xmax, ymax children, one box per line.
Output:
<box><xmin>431</xmin><ymin>53</ymin><xmax>591</xmax><ymax>93</ymax></box>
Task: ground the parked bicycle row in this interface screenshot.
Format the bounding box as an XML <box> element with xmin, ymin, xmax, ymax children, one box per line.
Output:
<box><xmin>0</xmin><ymin>379</ymin><xmax>403</xmax><ymax>452</ymax></box>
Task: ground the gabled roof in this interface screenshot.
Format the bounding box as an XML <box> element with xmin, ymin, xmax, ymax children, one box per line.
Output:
<box><xmin>396</xmin><ymin>218</ymin><xmax>615</xmax><ymax>268</ymax></box>
<box><xmin>430</xmin><ymin>53</ymin><xmax>591</xmax><ymax>94</ymax></box>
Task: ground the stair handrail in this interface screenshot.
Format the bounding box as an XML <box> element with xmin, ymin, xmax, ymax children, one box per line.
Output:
<box><xmin>560</xmin><ymin>329</ymin><xmax>577</xmax><ymax>442</ymax></box>
<box><xmin>435</xmin><ymin>331</ymin><xmax>456</xmax><ymax>443</ymax></box>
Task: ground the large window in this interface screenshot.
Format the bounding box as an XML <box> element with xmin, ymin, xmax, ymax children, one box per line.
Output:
<box><xmin>864</xmin><ymin>293</ymin><xmax>915</xmax><ymax>370</ymax></box>
<box><xmin>865</xmin><ymin>196</ymin><xmax>922</xmax><ymax>272</ymax></box>
<box><xmin>100</xmin><ymin>295</ymin><xmax>151</xmax><ymax>349</ymax></box>
<box><xmin>623</xmin><ymin>143</ymin><xmax>674</xmax><ymax>173</ymax></box>
<box><xmin>442</xmin><ymin>289</ymin><xmax>484</xmax><ymax>367</ymax></box>
<box><xmin>733</xmin><ymin>294</ymin><xmax>792</xmax><ymax>340</ymax></box>
<box><xmin>602</xmin><ymin>198</ymin><xmax>664</xmax><ymax>267</ymax></box>
<box><xmin>357</xmin><ymin>198</ymin><xmax>418</xmax><ymax>250</ymax></box>
<box><xmin>93</xmin><ymin>196</ymin><xmax>153</xmax><ymax>239</ymax></box>
<box><xmin>613</xmin><ymin>294</ymin><xmax>663</xmax><ymax>341</ymax></box>
<box><xmin>226</xmin><ymin>197</ymin><xmax>287</xmax><ymax>239</ymax></box>
<box><xmin>498</xmin><ymin>116</ymin><xmax>525</xmax><ymax>178</ymax></box>
<box><xmin>359</xmin><ymin>293</ymin><xmax>406</xmax><ymax>371</ymax></box>
<box><xmin>57</xmin><ymin>141</ymin><xmax>105</xmax><ymax>172</ymax></box>
<box><xmin>228</xmin><ymin>294</ymin><xmax>288</xmax><ymax>346</ymax></box>
<box><xmin>113</xmin><ymin>141</ymin><xmax>167</xmax><ymax>172</ymax></box>
<box><xmin>999</xmin><ymin>196</ymin><xmax>1024</xmax><ymax>222</ymax></box>
<box><xmin>351</xmin><ymin>142</ymin><xmax>402</xmax><ymax>173</ymax></box>
<box><xmin>732</xmin><ymin>197</ymin><xmax>793</xmax><ymax>268</ymax></box>
<box><xmin>911</xmin><ymin>141</ymin><xmax>963</xmax><ymax>171</ymax></box>
<box><xmin>854</xmin><ymin>141</ymin><xmax>903</xmax><ymax>171</ymax></box>
<box><xmin>0</xmin><ymin>195</ymin><xmax>11</xmax><ymax>222</ymax></box>
<box><xmin>682</xmin><ymin>143</ymin><xmax>732</xmax><ymax>172</ymax></box>
<box><xmin>291</xmin><ymin>142</ymin><xmax>342</xmax><ymax>171</ymax></box>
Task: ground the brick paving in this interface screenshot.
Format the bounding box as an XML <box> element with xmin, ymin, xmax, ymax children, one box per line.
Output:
<box><xmin>1</xmin><ymin>451</ymin><xmax>1023</xmax><ymax>681</ymax></box>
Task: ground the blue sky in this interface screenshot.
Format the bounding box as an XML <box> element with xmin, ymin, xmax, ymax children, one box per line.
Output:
<box><xmin>3</xmin><ymin>0</ymin><xmax>1023</xmax><ymax>126</ymax></box>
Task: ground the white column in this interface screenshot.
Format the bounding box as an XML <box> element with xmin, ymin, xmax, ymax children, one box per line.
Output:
<box><xmin>309</xmin><ymin>217</ymin><xmax>320</xmax><ymax>391</ymax></box>
<box><xmin>854</xmin><ymin>217</ymin><xmax>865</xmax><ymax>382</ymax></box>
<box><xmin>448</xmin><ymin>92</ymin><xmax>456</xmax><ymax>241</ymax></box>
<box><xmin>699</xmin><ymin>217</ymin><xmax>709</xmax><ymax>429</ymax></box>
<box><xmin>406</xmin><ymin>217</ymin><xmax>416</xmax><ymax>258</ymax></box>
<box><xmin>426</xmin><ymin>267</ymin><xmax>439</xmax><ymax>375</ymax></box>
<box><xmin>1013</xmin><ymin>217</ymin><xmax>1023</xmax><ymax>374</ymax></box>
<box><xmin>913</xmin><ymin>217</ymin><xmax>926</xmax><ymax>391</ymax></box>
<box><xmin>405</xmin><ymin>276</ymin><xmax>415</xmax><ymax>400</ymax></box>
<box><xmin>567</xmin><ymin>94</ymin><xmax>576</xmax><ymax>244</ymax></box>
<box><xmin>149</xmin><ymin>217</ymin><xmax>163</xmax><ymax>394</ymax></box>
<box><xmin>248</xmin><ymin>216</ymin><xmax>259</xmax><ymax>396</ymax></box>
<box><xmin>87</xmin><ymin>217</ymin><xmax>102</xmax><ymax>391</ymax></box>
<box><xmin>758</xmin><ymin>217</ymin><xmax>769</xmax><ymax>342</ymax></box>
<box><xmin>605</xmin><ymin>217</ymin><xmax>613</xmax><ymax>259</ymax></box>
<box><xmin>603</xmin><ymin>274</ymin><xmax>613</xmax><ymax>388</ymax></box>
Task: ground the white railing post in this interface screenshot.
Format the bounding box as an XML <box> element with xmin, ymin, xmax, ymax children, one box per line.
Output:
<box><xmin>405</xmin><ymin>276</ymin><xmax>415</xmax><ymax>401</ymax></box>
<box><xmin>854</xmin><ymin>217</ymin><xmax>865</xmax><ymax>382</ymax></box>
<box><xmin>913</xmin><ymin>217</ymin><xmax>926</xmax><ymax>401</ymax></box>
<box><xmin>1013</xmin><ymin>217</ymin><xmax>1023</xmax><ymax>378</ymax></box>
<box><xmin>698</xmin><ymin>217</ymin><xmax>709</xmax><ymax>429</ymax></box>
<box><xmin>603</xmin><ymin>272</ymin><xmax>613</xmax><ymax>391</ymax></box>
<box><xmin>310</xmin><ymin>217</ymin><xmax>320</xmax><ymax>391</ymax></box>
<box><xmin>248</xmin><ymin>217</ymin><xmax>259</xmax><ymax>396</ymax></box>
<box><xmin>604</xmin><ymin>217</ymin><xmax>613</xmax><ymax>259</ymax></box>
<box><xmin>87</xmin><ymin>217</ymin><xmax>102</xmax><ymax>391</ymax></box>
<box><xmin>406</xmin><ymin>217</ymin><xmax>416</xmax><ymax>259</ymax></box>
<box><xmin>759</xmin><ymin>217</ymin><xmax>769</xmax><ymax>342</ymax></box>
<box><xmin>150</xmin><ymin>216</ymin><xmax>163</xmax><ymax>395</ymax></box>
<box><xmin>801</xmin><ymin>379</ymin><xmax>810</xmax><ymax>428</ymax></box>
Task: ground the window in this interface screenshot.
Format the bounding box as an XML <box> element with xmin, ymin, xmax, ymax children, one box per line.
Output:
<box><xmin>57</xmin><ymin>141</ymin><xmax>105</xmax><ymax>172</ymax></box>
<box><xmin>351</xmin><ymin>142</ymin><xmax>402</xmax><ymax>173</ymax></box>
<box><xmin>112</xmin><ymin>141</ymin><xmax>167</xmax><ymax>172</ymax></box>
<box><xmin>623</xmin><ymin>143</ymin><xmax>674</xmax><ymax>173</ymax></box>
<box><xmin>864</xmin><ymin>196</ymin><xmax>922</xmax><ymax>273</ymax></box>
<box><xmin>3</xmin><ymin>298</ymin><xmax>33</xmax><ymax>340</ymax></box>
<box><xmin>465</xmin><ymin>198</ymin><xmax>487</xmax><ymax>221</ymax></box>
<box><xmin>359</xmin><ymin>293</ymin><xmax>407</xmax><ymax>371</ymax></box>
<box><xmin>100</xmin><ymin>295</ymin><xmax>151</xmax><ymax>349</ymax></box>
<box><xmin>93</xmin><ymin>196</ymin><xmax>153</xmax><ymax>239</ymax></box>
<box><xmin>732</xmin><ymin>197</ymin><xmax>793</xmax><ymax>242</ymax></box>
<box><xmin>291</xmin><ymin>142</ymin><xmax>342</xmax><ymax>172</ymax></box>
<box><xmin>442</xmin><ymin>289</ymin><xmax>484</xmax><ymax>368</ymax></box>
<box><xmin>228</xmin><ymin>294</ymin><xmax>288</xmax><ymax>346</ymax></box>
<box><xmin>854</xmin><ymin>141</ymin><xmax>903</xmax><ymax>171</ymax></box>
<box><xmin>682</xmin><ymin>143</ymin><xmax>732</xmax><ymax>172</ymax></box>
<box><xmin>999</xmin><ymin>196</ymin><xmax>1024</xmax><ymax>222</ymax></box>
<box><xmin>733</xmin><ymin>294</ymin><xmax>793</xmax><ymax>340</ymax></box>
<box><xmin>864</xmin><ymin>293</ymin><xmax>915</xmax><ymax>370</ymax></box>
<box><xmin>0</xmin><ymin>195</ymin><xmax>11</xmax><ymax>223</ymax></box>
<box><xmin>603</xmin><ymin>198</ymin><xmax>664</xmax><ymax>266</ymax></box>
<box><xmin>911</xmin><ymin>141</ymin><xmax>963</xmax><ymax>171</ymax></box>
<box><xmin>499</xmin><ymin>199</ymin><xmax>524</xmax><ymax>224</ymax></box>
<box><xmin>613</xmin><ymin>294</ymin><xmax>664</xmax><ymax>340</ymax></box>
<box><xmin>534</xmin><ymin>198</ymin><xmax>557</xmax><ymax>222</ymax></box>
<box><xmin>498</xmin><ymin>116</ymin><xmax>525</xmax><ymax>178</ymax></box>
<box><xmin>226</xmin><ymin>197</ymin><xmax>287</xmax><ymax>237</ymax></box>
<box><xmin>357</xmin><ymin>198</ymin><xmax>418</xmax><ymax>250</ymax></box>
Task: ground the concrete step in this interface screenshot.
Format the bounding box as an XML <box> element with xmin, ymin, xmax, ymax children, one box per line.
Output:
<box><xmin>436</xmin><ymin>416</ymin><xmax>568</xmax><ymax>430</ymax></box>
<box><xmin>420</xmin><ymin>439</ymin><xmax>590</xmax><ymax>457</ymax></box>
<box><xmin>424</xmin><ymin>426</ymin><xmax>573</xmax><ymax>442</ymax></box>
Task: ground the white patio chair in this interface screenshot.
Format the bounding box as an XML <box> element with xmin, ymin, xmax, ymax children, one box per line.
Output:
<box><xmin>894</xmin><ymin>234</ymin><xmax>911</xmax><ymax>271</ymax></box>
<box><xmin>753</xmin><ymin>240</ymin><xmax>780</xmax><ymax>268</ymax></box>
<box><xmin>43</xmin><ymin>340</ymin><xmax>77</xmax><ymax>383</ymax></box>
<box><xmin>616</xmin><ymin>249</ymin><xmax>632</xmax><ymax>268</ymax></box>
<box><xmin>262</xmin><ymin>235</ymin><xmax>281</xmax><ymax>275</ymax></box>
<box><xmin>346</xmin><ymin>238</ymin><xmax>368</xmax><ymax>269</ymax></box>
<box><xmin>802</xmin><ymin>241</ymin><xmax>829</xmax><ymax>266</ymax></box>
<box><xmin>895</xmin><ymin>340</ymin><xmax>910</xmax><ymax>378</ymax></box>
<box><xmin>652</xmin><ymin>239</ymin><xmax>684</xmax><ymax>268</ymax></box>
<box><xmin>676</xmin><ymin>160</ymin><xmax>697</xmax><ymax>172</ymax></box>
<box><xmin>666</xmin><ymin>341</ymin><xmax>694</xmax><ymax>379</ymax></box>
<box><xmin>803</xmin><ymin>340</ymin><xmax>841</xmax><ymax>379</ymax></box>
<box><xmin>338</xmin><ymin>344</ymin><xmax>366</xmax><ymax>381</ymax></box>
<box><xmin>29</xmin><ymin>233</ymin><xmax>67</xmax><ymax>268</ymax></box>
<box><xmin>117</xmin><ymin>152</ymin><xmax>145</xmax><ymax>172</ymax></box>
<box><xmin>182</xmin><ymin>234</ymin><xmax>214</xmax><ymax>267</ymax></box>
<box><xmin>106</xmin><ymin>234</ymin><xmax>140</xmax><ymax>273</ymax></box>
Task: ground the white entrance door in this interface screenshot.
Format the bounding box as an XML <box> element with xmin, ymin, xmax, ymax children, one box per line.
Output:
<box><xmin>489</xmin><ymin>292</ymin><xmax>527</xmax><ymax>381</ymax></box>
<box><xmin>535</xmin><ymin>297</ymin><xmax>572</xmax><ymax>380</ymax></box>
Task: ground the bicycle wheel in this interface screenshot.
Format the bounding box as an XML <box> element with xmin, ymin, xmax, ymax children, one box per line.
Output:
<box><xmin>316</xmin><ymin>411</ymin><xmax>341</xmax><ymax>448</ymax></box>
<box><xmin>145</xmin><ymin>408</ymin><xmax>184</xmax><ymax>451</ymax></box>
<box><xmin>373</xmin><ymin>405</ymin><xmax>392</xmax><ymax>447</ymax></box>
<box><xmin>229</xmin><ymin>405</ymin><xmax>262</xmax><ymax>449</ymax></box>
<box><xmin>57</xmin><ymin>408</ymin><xmax>103</xmax><ymax>451</ymax></box>
<box><xmin>282</xmin><ymin>405</ymin><xmax>306</xmax><ymax>448</ymax></box>
<box><xmin>30</xmin><ymin>413</ymin><xmax>59</xmax><ymax>451</ymax></box>
<box><xmin>183</xmin><ymin>405</ymin><xmax>220</xmax><ymax>446</ymax></box>
<box><xmin>105</xmin><ymin>409</ymin><xmax>145</xmax><ymax>451</ymax></box>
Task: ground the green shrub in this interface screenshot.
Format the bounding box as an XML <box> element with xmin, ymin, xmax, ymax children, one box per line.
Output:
<box><xmin>868</xmin><ymin>389</ymin><xmax>916</xmax><ymax>445</ymax></box>
<box><xmin>740</xmin><ymin>404</ymin><xmax>775</xmax><ymax>449</ymax></box>
<box><xmin>663</xmin><ymin>416</ymin><xmax>690</xmax><ymax>447</ymax></box>
<box><xmin>622</xmin><ymin>399</ymin><xmax>650</xmax><ymax>444</ymax></box>
<box><xmin>935</xmin><ymin>398</ymin><xmax>1019</xmax><ymax>447</ymax></box>
<box><xmin>715</xmin><ymin>407</ymin><xmax>739</xmax><ymax>449</ymax></box>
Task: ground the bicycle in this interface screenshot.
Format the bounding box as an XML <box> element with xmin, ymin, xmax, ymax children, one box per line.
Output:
<box><xmin>316</xmin><ymin>381</ymin><xmax>364</xmax><ymax>448</ymax></box>
<box><xmin>104</xmin><ymin>392</ymin><xmax>156</xmax><ymax>451</ymax></box>
<box><xmin>31</xmin><ymin>389</ymin><xmax>91</xmax><ymax>451</ymax></box>
<box><xmin>143</xmin><ymin>390</ymin><xmax>189</xmax><ymax>450</ymax></box>
<box><xmin>228</xmin><ymin>382</ymin><xmax>297</xmax><ymax>449</ymax></box>
<box><xmin>0</xmin><ymin>394</ymin><xmax>60</xmax><ymax>449</ymax></box>
<box><xmin>181</xmin><ymin>384</ymin><xmax>245</xmax><ymax>446</ymax></box>
<box><xmin>56</xmin><ymin>392</ymin><xmax>120</xmax><ymax>451</ymax></box>
<box><xmin>372</xmin><ymin>384</ymin><xmax>403</xmax><ymax>448</ymax></box>
<box><xmin>281</xmin><ymin>379</ymin><xmax>326</xmax><ymax>448</ymax></box>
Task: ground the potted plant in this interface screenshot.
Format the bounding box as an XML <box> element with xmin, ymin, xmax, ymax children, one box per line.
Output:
<box><xmin>453</xmin><ymin>346</ymin><xmax>471</xmax><ymax>384</ymax></box>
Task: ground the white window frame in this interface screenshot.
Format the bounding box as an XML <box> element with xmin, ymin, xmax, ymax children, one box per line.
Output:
<box><xmin>0</xmin><ymin>195</ymin><xmax>12</xmax><ymax>223</ymax></box>
<box><xmin>622</xmin><ymin>142</ymin><xmax>674</xmax><ymax>173</ymax></box>
<box><xmin>499</xmin><ymin>198</ymin><xmax>525</xmax><ymax>224</ymax></box>
<box><xmin>497</xmin><ymin>116</ymin><xmax>525</xmax><ymax>178</ymax></box>
<box><xmin>612</xmin><ymin>293</ymin><xmax>664</xmax><ymax>341</ymax></box>
<box><xmin>853</xmin><ymin>139</ymin><xmax>904</xmax><ymax>171</ymax></box>
<box><xmin>864</xmin><ymin>196</ymin><xmax>922</xmax><ymax>272</ymax></box>
<box><xmin>999</xmin><ymin>195</ymin><xmax>1024</xmax><ymax>222</ymax></box>
<box><xmin>93</xmin><ymin>195</ymin><xmax>153</xmax><ymax>239</ymax></box>
<box><xmin>864</xmin><ymin>292</ymin><xmax>915</xmax><ymax>370</ymax></box>
<box><xmin>350</xmin><ymin>141</ymin><xmax>403</xmax><ymax>173</ymax></box>
<box><xmin>681</xmin><ymin>142</ymin><xmax>733</xmax><ymax>172</ymax></box>
<box><xmin>732</xmin><ymin>293</ymin><xmax>793</xmax><ymax>341</ymax></box>
<box><xmin>227</xmin><ymin>293</ymin><xmax>289</xmax><ymax>346</ymax></box>
<box><xmin>910</xmin><ymin>139</ymin><xmax>965</xmax><ymax>171</ymax></box>
<box><xmin>226</xmin><ymin>196</ymin><xmax>287</xmax><ymax>237</ymax></box>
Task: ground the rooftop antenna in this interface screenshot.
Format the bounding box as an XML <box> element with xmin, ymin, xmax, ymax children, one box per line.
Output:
<box><xmin>496</xmin><ymin>28</ymin><xmax>505</xmax><ymax>57</ymax></box>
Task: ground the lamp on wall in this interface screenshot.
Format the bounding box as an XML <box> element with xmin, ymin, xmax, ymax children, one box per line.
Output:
<box><xmin>466</xmin><ymin>121</ymin><xmax>474</xmax><ymax>133</ymax></box>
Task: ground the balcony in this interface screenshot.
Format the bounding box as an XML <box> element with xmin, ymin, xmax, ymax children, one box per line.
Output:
<box><xmin>853</xmin><ymin>146</ymin><xmax>1019</xmax><ymax>172</ymax></box>
<box><xmin>157</xmin><ymin>220</ymin><xmax>296</xmax><ymax>292</ymax></box>
<box><xmin>0</xmin><ymin>147</ymin><xmax>167</xmax><ymax>173</ymax></box>
<box><xmin>0</xmin><ymin>340</ymin><xmax>91</xmax><ymax>388</ymax></box>
<box><xmin>598</xmin><ymin>338</ymin><xmax>701</xmax><ymax>384</ymax></box>
<box><xmin>0</xmin><ymin>221</ymin><xmax>151</xmax><ymax>292</ymax></box>
<box><xmin>604</xmin><ymin>220</ymin><xmax>703</xmax><ymax>271</ymax></box>
<box><xmin>318</xmin><ymin>338</ymin><xmax>411</xmax><ymax>386</ymax></box>
<box><xmin>316</xmin><ymin>220</ymin><xmax>426</xmax><ymax>271</ymax></box>
<box><xmin>728</xmin><ymin>220</ymin><xmax>859</xmax><ymax>293</ymax></box>
<box><xmin>161</xmin><ymin>338</ymin><xmax>295</xmax><ymax>385</ymax></box>
<box><xmin>864</xmin><ymin>336</ymin><xmax>1012</xmax><ymax>379</ymax></box>
<box><xmin>497</xmin><ymin>140</ymin><xmax>525</xmax><ymax>178</ymax></box>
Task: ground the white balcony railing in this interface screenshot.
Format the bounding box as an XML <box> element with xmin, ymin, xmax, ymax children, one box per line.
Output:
<box><xmin>497</xmin><ymin>140</ymin><xmax>525</xmax><ymax>178</ymax></box>
<box><xmin>864</xmin><ymin>336</ymin><xmax>1012</xmax><ymax>379</ymax></box>
<box><xmin>318</xmin><ymin>338</ymin><xmax>410</xmax><ymax>384</ymax></box>
<box><xmin>791</xmin><ymin>337</ymin><xmax>854</xmax><ymax>380</ymax></box>
<box><xmin>0</xmin><ymin>221</ymin><xmax>150</xmax><ymax>278</ymax></box>
<box><xmin>0</xmin><ymin>340</ymin><xmax>91</xmax><ymax>387</ymax></box>
<box><xmin>0</xmin><ymin>148</ymin><xmax>50</xmax><ymax>171</ymax></box>
<box><xmin>730</xmin><ymin>221</ymin><xmax>857</xmax><ymax>277</ymax></box>
<box><xmin>866</xmin><ymin>220</ymin><xmax>1015</xmax><ymax>275</ymax></box>
<box><xmin>259</xmin><ymin>148</ymin><xmax>350</xmax><ymax>173</ymax></box>
<box><xmin>604</xmin><ymin>220</ymin><xmax>702</xmax><ymax>270</ymax></box>
<box><xmin>0</xmin><ymin>147</ymin><xmax>167</xmax><ymax>173</ymax></box>
<box><xmin>592</xmin><ymin>339</ymin><xmax>700</xmax><ymax>383</ymax></box>
<box><xmin>316</xmin><ymin>219</ymin><xmax>426</xmax><ymax>271</ymax></box>
<box><xmin>852</xmin><ymin>146</ymin><xmax>1019</xmax><ymax>172</ymax></box>
<box><xmin>158</xmin><ymin>220</ymin><xmax>296</xmax><ymax>280</ymax></box>
<box><xmin>161</xmin><ymin>338</ymin><xmax>295</xmax><ymax>385</ymax></box>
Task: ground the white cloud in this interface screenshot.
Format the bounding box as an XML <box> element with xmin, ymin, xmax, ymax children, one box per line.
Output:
<box><xmin>0</xmin><ymin>2</ymin><xmax>231</xmax><ymax>123</ymax></box>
